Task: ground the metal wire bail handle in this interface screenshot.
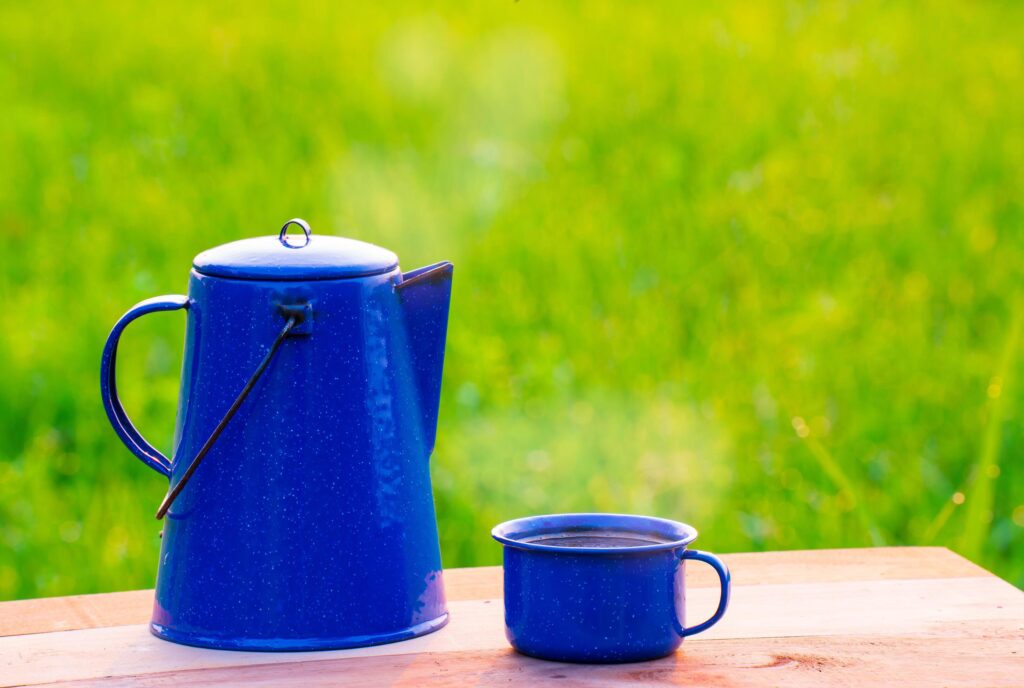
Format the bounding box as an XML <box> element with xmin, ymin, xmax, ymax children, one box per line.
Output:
<box><xmin>155</xmin><ymin>307</ymin><xmax>305</xmax><ymax>520</ymax></box>
<box><xmin>279</xmin><ymin>218</ymin><xmax>312</xmax><ymax>248</ymax></box>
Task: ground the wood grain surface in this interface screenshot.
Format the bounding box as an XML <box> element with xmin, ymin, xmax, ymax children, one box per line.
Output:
<box><xmin>1</xmin><ymin>547</ymin><xmax>1020</xmax><ymax>687</ymax></box>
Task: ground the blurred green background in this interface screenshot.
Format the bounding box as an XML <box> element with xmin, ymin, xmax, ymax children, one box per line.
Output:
<box><xmin>2</xmin><ymin>0</ymin><xmax>1023</xmax><ymax>600</ymax></box>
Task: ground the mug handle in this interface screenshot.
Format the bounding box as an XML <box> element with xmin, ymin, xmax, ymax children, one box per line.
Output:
<box><xmin>100</xmin><ymin>295</ymin><xmax>190</xmax><ymax>478</ymax></box>
<box><xmin>679</xmin><ymin>549</ymin><xmax>731</xmax><ymax>637</ymax></box>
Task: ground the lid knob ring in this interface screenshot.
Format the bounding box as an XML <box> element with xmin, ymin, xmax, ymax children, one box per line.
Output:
<box><xmin>279</xmin><ymin>218</ymin><xmax>312</xmax><ymax>249</ymax></box>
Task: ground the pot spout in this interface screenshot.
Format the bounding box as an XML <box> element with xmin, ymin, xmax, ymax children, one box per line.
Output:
<box><xmin>397</xmin><ymin>261</ymin><xmax>454</xmax><ymax>453</ymax></box>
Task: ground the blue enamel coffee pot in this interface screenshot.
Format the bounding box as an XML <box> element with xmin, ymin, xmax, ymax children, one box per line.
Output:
<box><xmin>100</xmin><ymin>219</ymin><xmax>454</xmax><ymax>651</ymax></box>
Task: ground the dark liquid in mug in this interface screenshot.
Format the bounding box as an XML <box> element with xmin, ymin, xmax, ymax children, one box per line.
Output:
<box><xmin>521</xmin><ymin>529</ymin><xmax>675</xmax><ymax>549</ymax></box>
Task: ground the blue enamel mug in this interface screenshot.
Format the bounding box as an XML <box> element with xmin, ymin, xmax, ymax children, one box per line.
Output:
<box><xmin>492</xmin><ymin>513</ymin><xmax>730</xmax><ymax>663</ymax></box>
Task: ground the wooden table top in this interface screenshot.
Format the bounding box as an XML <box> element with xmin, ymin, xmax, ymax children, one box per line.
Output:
<box><xmin>1</xmin><ymin>547</ymin><xmax>1021</xmax><ymax>687</ymax></box>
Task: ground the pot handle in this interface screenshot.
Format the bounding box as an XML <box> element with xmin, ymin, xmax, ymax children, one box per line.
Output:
<box><xmin>100</xmin><ymin>295</ymin><xmax>190</xmax><ymax>478</ymax></box>
<box><xmin>678</xmin><ymin>549</ymin><xmax>731</xmax><ymax>637</ymax></box>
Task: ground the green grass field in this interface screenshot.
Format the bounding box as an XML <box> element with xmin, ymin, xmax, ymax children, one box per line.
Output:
<box><xmin>2</xmin><ymin>1</ymin><xmax>1023</xmax><ymax>600</ymax></box>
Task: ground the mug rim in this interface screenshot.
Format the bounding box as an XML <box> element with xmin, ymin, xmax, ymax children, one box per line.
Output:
<box><xmin>491</xmin><ymin>512</ymin><xmax>698</xmax><ymax>555</ymax></box>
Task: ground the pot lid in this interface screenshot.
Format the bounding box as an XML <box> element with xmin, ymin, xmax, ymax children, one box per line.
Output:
<box><xmin>193</xmin><ymin>219</ymin><xmax>399</xmax><ymax>281</ymax></box>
